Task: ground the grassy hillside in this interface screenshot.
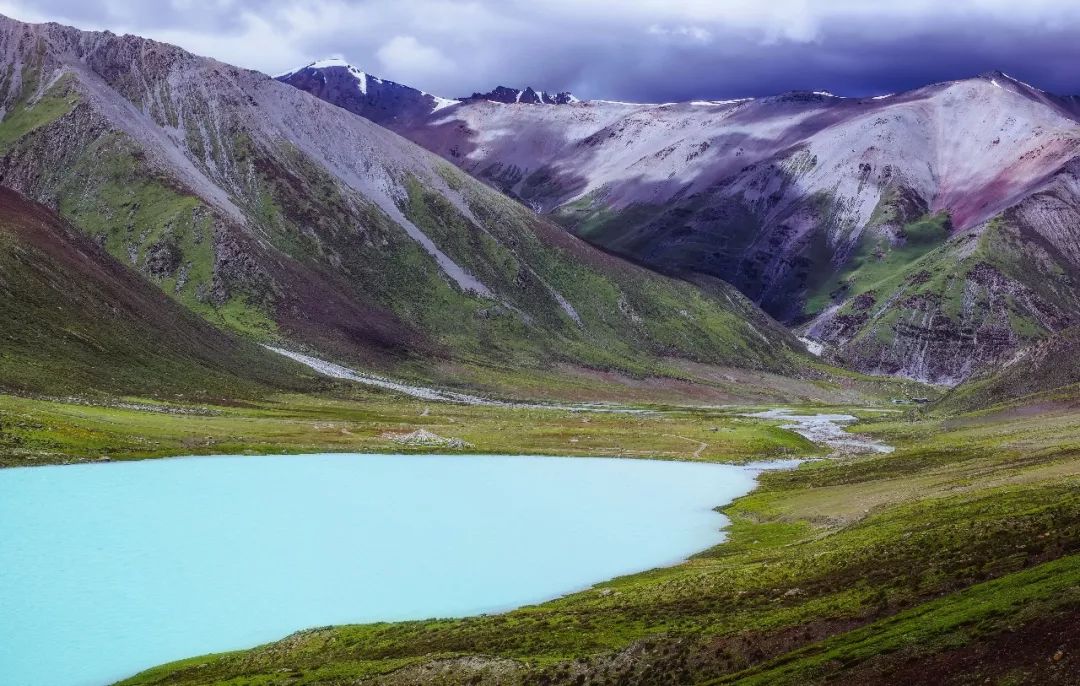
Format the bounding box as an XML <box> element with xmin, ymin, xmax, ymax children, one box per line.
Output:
<box><xmin>802</xmin><ymin>210</ymin><xmax>953</xmax><ymax>317</ymax></box>
<box><xmin>0</xmin><ymin>27</ymin><xmax>805</xmax><ymax>391</ymax></box>
<box><xmin>805</xmin><ymin>209</ymin><xmax>1080</xmax><ymax>383</ymax></box>
<box><xmin>0</xmin><ymin>187</ymin><xmax>312</xmax><ymax>398</ymax></box>
<box><xmin>116</xmin><ymin>400</ymin><xmax>1079</xmax><ymax>685</ymax></box>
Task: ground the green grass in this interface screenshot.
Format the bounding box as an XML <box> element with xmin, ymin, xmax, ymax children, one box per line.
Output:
<box><xmin>0</xmin><ymin>393</ymin><xmax>816</xmax><ymax>469</ymax></box>
<box><xmin>803</xmin><ymin>211</ymin><xmax>951</xmax><ymax>317</ymax></box>
<box><xmin>815</xmin><ymin>210</ymin><xmax>1080</xmax><ymax>375</ymax></box>
<box><xmin>0</xmin><ymin>189</ymin><xmax>309</xmax><ymax>400</ymax></box>
<box><xmin>447</xmin><ymin>174</ymin><xmax>801</xmax><ymax>373</ymax></box>
<box><xmin>718</xmin><ymin>553</ymin><xmax>1080</xmax><ymax>685</ymax></box>
<box><xmin>0</xmin><ymin>68</ymin><xmax>78</xmax><ymax>151</ymax></box>
<box><xmin>54</xmin><ymin>132</ymin><xmax>279</xmax><ymax>336</ymax></box>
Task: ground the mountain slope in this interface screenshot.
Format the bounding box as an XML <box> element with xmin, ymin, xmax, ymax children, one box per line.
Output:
<box><xmin>0</xmin><ymin>15</ymin><xmax>801</xmax><ymax>394</ymax></box>
<box><xmin>937</xmin><ymin>326</ymin><xmax>1080</xmax><ymax>411</ymax></box>
<box><xmin>0</xmin><ymin>186</ymin><xmax>310</xmax><ymax>397</ymax></box>
<box><xmin>282</xmin><ymin>65</ymin><xmax>1080</xmax><ymax>384</ymax></box>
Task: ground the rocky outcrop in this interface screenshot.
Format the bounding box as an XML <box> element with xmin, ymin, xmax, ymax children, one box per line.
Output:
<box><xmin>804</xmin><ymin>206</ymin><xmax>1080</xmax><ymax>384</ymax></box>
<box><xmin>381</xmin><ymin>429</ymin><xmax>472</xmax><ymax>449</ymax></box>
<box><xmin>460</xmin><ymin>85</ymin><xmax>577</xmax><ymax>105</ymax></box>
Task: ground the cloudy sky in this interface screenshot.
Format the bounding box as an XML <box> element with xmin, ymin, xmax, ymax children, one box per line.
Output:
<box><xmin>2</xmin><ymin>0</ymin><xmax>1079</xmax><ymax>101</ymax></box>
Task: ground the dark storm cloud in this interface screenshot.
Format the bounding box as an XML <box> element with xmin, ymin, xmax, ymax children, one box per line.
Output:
<box><xmin>2</xmin><ymin>0</ymin><xmax>1079</xmax><ymax>100</ymax></box>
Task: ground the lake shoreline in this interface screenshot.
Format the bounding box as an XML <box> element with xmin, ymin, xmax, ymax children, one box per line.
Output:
<box><xmin>2</xmin><ymin>452</ymin><xmax>795</xmax><ymax>686</ymax></box>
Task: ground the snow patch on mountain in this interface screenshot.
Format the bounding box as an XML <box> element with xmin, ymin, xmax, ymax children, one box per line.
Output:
<box><xmin>430</xmin><ymin>95</ymin><xmax>460</xmax><ymax>111</ymax></box>
<box><xmin>1000</xmin><ymin>72</ymin><xmax>1041</xmax><ymax>92</ymax></box>
<box><xmin>310</xmin><ymin>57</ymin><xmax>351</xmax><ymax>69</ymax></box>
<box><xmin>689</xmin><ymin>98</ymin><xmax>753</xmax><ymax>107</ymax></box>
<box><xmin>280</xmin><ymin>59</ymin><xmax>461</xmax><ymax>114</ymax></box>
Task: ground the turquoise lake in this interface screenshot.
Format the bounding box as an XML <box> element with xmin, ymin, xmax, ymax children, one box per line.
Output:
<box><xmin>0</xmin><ymin>453</ymin><xmax>773</xmax><ymax>686</ymax></box>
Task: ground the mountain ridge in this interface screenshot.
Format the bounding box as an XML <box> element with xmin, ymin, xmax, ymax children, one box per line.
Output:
<box><xmin>459</xmin><ymin>85</ymin><xmax>578</xmax><ymax>105</ymax></box>
<box><xmin>279</xmin><ymin>65</ymin><xmax>1080</xmax><ymax>384</ymax></box>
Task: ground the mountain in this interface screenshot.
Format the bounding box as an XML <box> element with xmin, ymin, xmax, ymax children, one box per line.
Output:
<box><xmin>282</xmin><ymin>68</ymin><xmax>1080</xmax><ymax>384</ymax></box>
<box><xmin>0</xmin><ymin>186</ymin><xmax>310</xmax><ymax>397</ymax></box>
<box><xmin>274</xmin><ymin>61</ymin><xmax>578</xmax><ymax>123</ymax></box>
<box><xmin>0</xmin><ymin>15</ymin><xmax>801</xmax><ymax>395</ymax></box>
<box><xmin>275</xmin><ymin>59</ymin><xmax>460</xmax><ymax>127</ymax></box>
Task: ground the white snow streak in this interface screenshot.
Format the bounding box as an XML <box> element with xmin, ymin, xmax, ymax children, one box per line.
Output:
<box><xmin>346</xmin><ymin>66</ymin><xmax>368</xmax><ymax>95</ymax></box>
<box><xmin>689</xmin><ymin>98</ymin><xmax>752</xmax><ymax>107</ymax></box>
<box><xmin>1001</xmin><ymin>72</ymin><xmax>1042</xmax><ymax>92</ymax></box>
<box><xmin>267</xmin><ymin>347</ymin><xmax>495</xmax><ymax>403</ymax></box>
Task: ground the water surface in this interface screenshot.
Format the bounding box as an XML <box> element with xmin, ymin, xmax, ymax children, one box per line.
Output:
<box><xmin>0</xmin><ymin>453</ymin><xmax>770</xmax><ymax>686</ymax></box>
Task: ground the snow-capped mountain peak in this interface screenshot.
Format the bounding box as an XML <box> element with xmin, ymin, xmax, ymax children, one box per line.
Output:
<box><xmin>308</xmin><ymin>57</ymin><xmax>352</xmax><ymax>69</ymax></box>
<box><xmin>275</xmin><ymin>60</ymin><xmax>459</xmax><ymax>123</ymax></box>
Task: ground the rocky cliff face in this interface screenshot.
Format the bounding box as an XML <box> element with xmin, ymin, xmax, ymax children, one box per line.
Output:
<box><xmin>282</xmin><ymin>67</ymin><xmax>1080</xmax><ymax>384</ymax></box>
<box><xmin>0</xmin><ymin>15</ymin><xmax>799</xmax><ymax>383</ymax></box>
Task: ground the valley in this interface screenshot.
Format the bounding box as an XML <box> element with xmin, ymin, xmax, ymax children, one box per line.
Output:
<box><xmin>0</xmin><ymin>9</ymin><xmax>1076</xmax><ymax>686</ymax></box>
